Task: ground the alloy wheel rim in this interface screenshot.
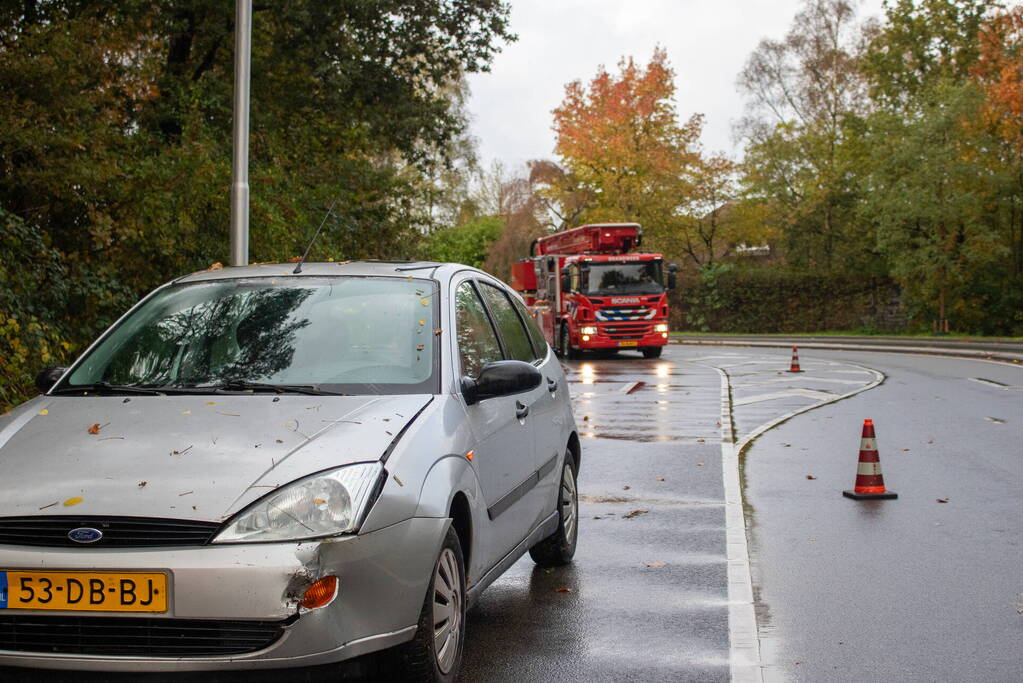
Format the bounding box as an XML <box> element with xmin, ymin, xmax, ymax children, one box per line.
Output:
<box><xmin>432</xmin><ymin>547</ymin><xmax>462</xmax><ymax>674</ymax></box>
<box><xmin>561</xmin><ymin>463</ymin><xmax>578</xmax><ymax>543</ymax></box>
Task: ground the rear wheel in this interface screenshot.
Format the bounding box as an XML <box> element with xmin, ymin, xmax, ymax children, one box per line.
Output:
<box><xmin>529</xmin><ymin>457</ymin><xmax>579</xmax><ymax>567</ymax></box>
<box><xmin>642</xmin><ymin>346</ymin><xmax>662</xmax><ymax>359</ymax></box>
<box><xmin>396</xmin><ymin>527</ymin><xmax>465</xmax><ymax>682</ymax></box>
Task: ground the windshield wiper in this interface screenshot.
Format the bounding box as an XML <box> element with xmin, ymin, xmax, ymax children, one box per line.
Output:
<box><xmin>206</xmin><ymin>380</ymin><xmax>347</xmax><ymax>396</ymax></box>
<box><xmin>51</xmin><ymin>382</ymin><xmax>169</xmax><ymax>396</ymax></box>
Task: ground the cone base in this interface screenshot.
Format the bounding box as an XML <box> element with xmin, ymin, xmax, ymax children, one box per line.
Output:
<box><xmin>843</xmin><ymin>489</ymin><xmax>898</xmax><ymax>500</ymax></box>
<box><xmin>787</xmin><ymin>369</ymin><xmax>804</xmax><ymax>373</ymax></box>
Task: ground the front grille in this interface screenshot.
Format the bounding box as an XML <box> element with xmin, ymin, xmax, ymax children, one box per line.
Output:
<box><xmin>0</xmin><ymin>615</ymin><xmax>287</xmax><ymax>656</ymax></box>
<box><xmin>604</xmin><ymin>323</ymin><xmax>652</xmax><ymax>339</ymax></box>
<box><xmin>596</xmin><ymin>306</ymin><xmax>655</xmax><ymax>322</ymax></box>
<box><xmin>0</xmin><ymin>516</ymin><xmax>222</xmax><ymax>548</ymax></box>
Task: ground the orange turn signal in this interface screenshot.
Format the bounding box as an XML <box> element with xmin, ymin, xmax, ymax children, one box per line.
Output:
<box><xmin>300</xmin><ymin>575</ymin><xmax>339</xmax><ymax>609</ymax></box>
<box><xmin>465</xmin><ymin>450</ymin><xmax>474</xmax><ymax>461</ymax></box>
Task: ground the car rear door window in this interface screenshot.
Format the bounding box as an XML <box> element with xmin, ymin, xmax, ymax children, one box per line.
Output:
<box><xmin>477</xmin><ymin>282</ymin><xmax>536</xmax><ymax>363</ymax></box>
<box><xmin>454</xmin><ymin>281</ymin><xmax>503</xmax><ymax>378</ymax></box>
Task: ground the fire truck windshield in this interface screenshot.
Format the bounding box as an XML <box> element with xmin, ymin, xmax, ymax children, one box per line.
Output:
<box><xmin>581</xmin><ymin>261</ymin><xmax>663</xmax><ymax>296</ymax></box>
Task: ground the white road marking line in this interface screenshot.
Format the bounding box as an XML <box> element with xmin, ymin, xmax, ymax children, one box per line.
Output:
<box><xmin>702</xmin><ymin>356</ymin><xmax>885</xmax><ymax>683</ymax></box>
<box><xmin>733</xmin><ymin>388</ymin><xmax>837</xmax><ymax>406</ymax></box>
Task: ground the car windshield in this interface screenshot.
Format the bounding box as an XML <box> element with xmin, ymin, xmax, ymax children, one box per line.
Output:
<box><xmin>582</xmin><ymin>261</ymin><xmax>663</xmax><ymax>296</ymax></box>
<box><xmin>62</xmin><ymin>276</ymin><xmax>439</xmax><ymax>395</ymax></box>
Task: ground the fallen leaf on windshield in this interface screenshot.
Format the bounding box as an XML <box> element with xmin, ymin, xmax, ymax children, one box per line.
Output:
<box><xmin>805</xmin><ymin>475</ymin><xmax>817</xmax><ymax>480</ymax></box>
<box><xmin>178</xmin><ymin>491</ymin><xmax>193</xmax><ymax>497</ymax></box>
<box><xmin>418</xmin><ymin>319</ymin><xmax>425</xmax><ymax>326</ymax></box>
<box><xmin>697</xmin><ymin>439</ymin><xmax>705</xmax><ymax>443</ymax></box>
<box><xmin>181</xmin><ymin>410</ymin><xmax>192</xmax><ymax>414</ymax></box>
<box><xmin>275</xmin><ymin>439</ymin><xmax>283</xmax><ymax>443</ymax></box>
<box><xmin>696</xmin><ymin>462</ymin><xmax>704</xmax><ymax>467</ymax></box>
<box><xmin>656</xmin><ymin>477</ymin><xmax>665</xmax><ymax>481</ymax></box>
<box><xmin>582</xmin><ymin>415</ymin><xmax>589</xmax><ymax>421</ymax></box>
<box><xmin>138</xmin><ymin>481</ymin><xmax>147</xmax><ymax>488</ymax></box>
<box><xmin>420</xmin><ymin>297</ymin><xmax>430</xmax><ymax>307</ymax></box>
<box><xmin>645</xmin><ymin>562</ymin><xmax>666</xmax><ymax>567</ymax></box>
<box><xmin>205</xmin><ymin>401</ymin><xmax>216</xmax><ymax>406</ymax></box>
<box><xmin>434</xmin><ymin>328</ymin><xmax>442</xmax><ymax>335</ymax></box>
<box><xmin>416</xmin><ymin>344</ymin><xmax>425</xmax><ymax>351</ymax></box>
<box><xmin>216</xmin><ymin>411</ymin><xmax>241</xmax><ymax>417</ymax></box>
<box><xmin>936</xmin><ymin>498</ymin><xmax>949</xmax><ymax>503</ymax></box>
<box><xmin>63</xmin><ymin>497</ymin><xmax>84</xmax><ymax>507</ymax></box>
<box><xmin>87</xmin><ymin>423</ymin><xmax>101</xmax><ymax>435</ymax></box>
<box><xmin>622</xmin><ymin>485</ymin><xmax>630</xmax><ymax>490</ymax></box>
<box><xmin>170</xmin><ymin>445</ymin><xmax>193</xmax><ymax>456</ymax></box>
<box><xmin>623</xmin><ymin>509</ymin><xmax>648</xmax><ymax>519</ymax></box>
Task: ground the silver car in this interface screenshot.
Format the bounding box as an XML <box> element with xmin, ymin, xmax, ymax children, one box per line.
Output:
<box><xmin>0</xmin><ymin>261</ymin><xmax>580</xmax><ymax>681</ymax></box>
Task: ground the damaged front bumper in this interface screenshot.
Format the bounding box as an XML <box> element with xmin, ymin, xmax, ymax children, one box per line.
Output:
<box><xmin>0</xmin><ymin>516</ymin><xmax>448</xmax><ymax>672</ymax></box>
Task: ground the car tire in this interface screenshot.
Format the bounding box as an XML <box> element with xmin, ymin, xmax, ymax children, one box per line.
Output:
<box><xmin>642</xmin><ymin>346</ymin><xmax>662</xmax><ymax>359</ymax></box>
<box><xmin>529</xmin><ymin>456</ymin><xmax>579</xmax><ymax>567</ymax></box>
<box><xmin>396</xmin><ymin>527</ymin><xmax>466</xmax><ymax>683</ymax></box>
<box><xmin>560</xmin><ymin>324</ymin><xmax>580</xmax><ymax>360</ymax></box>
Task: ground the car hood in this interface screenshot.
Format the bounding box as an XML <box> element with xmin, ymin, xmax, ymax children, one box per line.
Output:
<box><xmin>0</xmin><ymin>393</ymin><xmax>431</xmax><ymax>522</ymax></box>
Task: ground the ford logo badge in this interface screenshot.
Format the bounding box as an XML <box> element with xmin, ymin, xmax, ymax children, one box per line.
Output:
<box><xmin>68</xmin><ymin>527</ymin><xmax>103</xmax><ymax>544</ymax></box>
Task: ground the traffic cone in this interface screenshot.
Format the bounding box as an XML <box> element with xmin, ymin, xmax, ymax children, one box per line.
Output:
<box><xmin>843</xmin><ymin>419</ymin><xmax>897</xmax><ymax>500</ymax></box>
<box><xmin>788</xmin><ymin>345</ymin><xmax>803</xmax><ymax>373</ymax></box>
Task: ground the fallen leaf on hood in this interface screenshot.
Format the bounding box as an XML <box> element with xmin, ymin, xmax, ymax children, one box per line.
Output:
<box><xmin>582</xmin><ymin>415</ymin><xmax>589</xmax><ymax>421</ymax></box>
<box><xmin>696</xmin><ymin>462</ymin><xmax>704</xmax><ymax>467</ymax></box>
<box><xmin>38</xmin><ymin>501</ymin><xmax>58</xmax><ymax>510</ymax></box>
<box><xmin>805</xmin><ymin>475</ymin><xmax>817</xmax><ymax>480</ymax></box>
<box><xmin>63</xmin><ymin>497</ymin><xmax>84</xmax><ymax>507</ymax></box>
<box><xmin>216</xmin><ymin>411</ymin><xmax>241</xmax><ymax>417</ymax></box>
<box><xmin>181</xmin><ymin>410</ymin><xmax>192</xmax><ymax>415</ymax></box>
<box><xmin>697</xmin><ymin>439</ymin><xmax>705</xmax><ymax>443</ymax></box>
<box><xmin>170</xmin><ymin>445</ymin><xmax>193</xmax><ymax>456</ymax></box>
<box><xmin>656</xmin><ymin>477</ymin><xmax>665</xmax><ymax>481</ymax></box>
<box><xmin>138</xmin><ymin>481</ymin><xmax>147</xmax><ymax>488</ymax></box>
<box><xmin>936</xmin><ymin>498</ymin><xmax>949</xmax><ymax>503</ymax></box>
<box><xmin>178</xmin><ymin>491</ymin><xmax>193</xmax><ymax>497</ymax></box>
<box><xmin>645</xmin><ymin>562</ymin><xmax>666</xmax><ymax>567</ymax></box>
<box><xmin>87</xmin><ymin>423</ymin><xmax>101</xmax><ymax>435</ymax></box>
<box><xmin>623</xmin><ymin>509</ymin><xmax>648</xmax><ymax>519</ymax></box>
<box><xmin>275</xmin><ymin>439</ymin><xmax>283</xmax><ymax>443</ymax></box>
<box><xmin>205</xmin><ymin>401</ymin><xmax>216</xmax><ymax>406</ymax></box>
<box><xmin>900</xmin><ymin>448</ymin><xmax>910</xmax><ymax>452</ymax></box>
<box><xmin>622</xmin><ymin>485</ymin><xmax>631</xmax><ymax>490</ymax></box>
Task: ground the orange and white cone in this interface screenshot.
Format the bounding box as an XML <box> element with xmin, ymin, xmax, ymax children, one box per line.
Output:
<box><xmin>788</xmin><ymin>345</ymin><xmax>803</xmax><ymax>373</ymax></box>
<box><xmin>843</xmin><ymin>419</ymin><xmax>897</xmax><ymax>500</ymax></box>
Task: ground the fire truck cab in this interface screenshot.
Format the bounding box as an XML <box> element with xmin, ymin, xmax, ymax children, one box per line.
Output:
<box><xmin>510</xmin><ymin>223</ymin><xmax>676</xmax><ymax>359</ymax></box>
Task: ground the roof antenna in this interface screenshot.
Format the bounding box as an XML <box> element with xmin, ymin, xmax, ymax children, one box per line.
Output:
<box><xmin>293</xmin><ymin>198</ymin><xmax>339</xmax><ymax>274</ymax></box>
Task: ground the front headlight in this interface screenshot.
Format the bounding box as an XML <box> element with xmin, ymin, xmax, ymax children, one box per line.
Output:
<box><xmin>581</xmin><ymin>326</ymin><xmax>598</xmax><ymax>335</ymax></box>
<box><xmin>212</xmin><ymin>462</ymin><xmax>384</xmax><ymax>543</ymax></box>
<box><xmin>654</xmin><ymin>323</ymin><xmax>669</xmax><ymax>333</ymax></box>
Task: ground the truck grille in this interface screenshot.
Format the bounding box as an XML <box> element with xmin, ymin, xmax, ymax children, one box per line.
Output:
<box><xmin>0</xmin><ymin>614</ymin><xmax>287</xmax><ymax>656</ymax></box>
<box><xmin>0</xmin><ymin>516</ymin><xmax>221</xmax><ymax>548</ymax></box>
<box><xmin>595</xmin><ymin>306</ymin><xmax>655</xmax><ymax>321</ymax></box>
<box><xmin>603</xmin><ymin>323</ymin><xmax>652</xmax><ymax>340</ymax></box>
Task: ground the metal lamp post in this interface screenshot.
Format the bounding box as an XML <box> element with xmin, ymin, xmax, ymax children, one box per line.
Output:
<box><xmin>229</xmin><ymin>0</ymin><xmax>252</xmax><ymax>266</ymax></box>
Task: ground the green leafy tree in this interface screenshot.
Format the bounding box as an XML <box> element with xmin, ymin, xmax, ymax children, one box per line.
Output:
<box><xmin>423</xmin><ymin>215</ymin><xmax>504</xmax><ymax>269</ymax></box>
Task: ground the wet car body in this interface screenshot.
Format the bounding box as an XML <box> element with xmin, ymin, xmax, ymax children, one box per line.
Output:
<box><xmin>0</xmin><ymin>261</ymin><xmax>580</xmax><ymax>677</ymax></box>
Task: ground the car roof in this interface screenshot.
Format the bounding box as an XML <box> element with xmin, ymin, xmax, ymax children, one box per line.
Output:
<box><xmin>173</xmin><ymin>260</ymin><xmax>477</xmax><ymax>284</ymax></box>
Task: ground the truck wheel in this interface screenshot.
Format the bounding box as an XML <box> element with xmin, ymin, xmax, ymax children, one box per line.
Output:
<box><xmin>642</xmin><ymin>346</ymin><xmax>662</xmax><ymax>359</ymax></box>
<box><xmin>560</xmin><ymin>324</ymin><xmax>580</xmax><ymax>360</ymax></box>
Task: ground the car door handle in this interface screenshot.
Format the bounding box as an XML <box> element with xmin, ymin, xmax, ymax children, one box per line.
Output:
<box><xmin>515</xmin><ymin>401</ymin><xmax>530</xmax><ymax>419</ymax></box>
<box><xmin>547</xmin><ymin>377</ymin><xmax>558</xmax><ymax>394</ymax></box>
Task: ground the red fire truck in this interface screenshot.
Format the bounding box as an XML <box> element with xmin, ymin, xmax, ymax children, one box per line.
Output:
<box><xmin>510</xmin><ymin>223</ymin><xmax>676</xmax><ymax>359</ymax></box>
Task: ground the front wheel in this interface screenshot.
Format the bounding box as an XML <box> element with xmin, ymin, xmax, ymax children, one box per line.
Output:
<box><xmin>642</xmin><ymin>346</ymin><xmax>663</xmax><ymax>359</ymax></box>
<box><xmin>529</xmin><ymin>457</ymin><xmax>579</xmax><ymax>567</ymax></box>
<box><xmin>396</xmin><ymin>527</ymin><xmax>466</xmax><ymax>682</ymax></box>
<box><xmin>559</xmin><ymin>324</ymin><xmax>580</xmax><ymax>360</ymax></box>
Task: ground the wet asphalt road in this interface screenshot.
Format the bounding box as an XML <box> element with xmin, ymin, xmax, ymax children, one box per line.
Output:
<box><xmin>5</xmin><ymin>346</ymin><xmax>1021</xmax><ymax>682</ymax></box>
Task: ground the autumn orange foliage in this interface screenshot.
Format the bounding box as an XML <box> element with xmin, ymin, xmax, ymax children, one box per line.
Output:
<box><xmin>974</xmin><ymin>8</ymin><xmax>1023</xmax><ymax>149</ymax></box>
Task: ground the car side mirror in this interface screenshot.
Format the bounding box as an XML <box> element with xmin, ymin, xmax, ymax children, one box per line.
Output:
<box><xmin>35</xmin><ymin>366</ymin><xmax>68</xmax><ymax>393</ymax></box>
<box><xmin>461</xmin><ymin>360</ymin><xmax>542</xmax><ymax>406</ymax></box>
<box><xmin>668</xmin><ymin>263</ymin><xmax>678</xmax><ymax>290</ymax></box>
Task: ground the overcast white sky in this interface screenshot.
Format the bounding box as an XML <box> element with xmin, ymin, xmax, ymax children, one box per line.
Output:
<box><xmin>466</xmin><ymin>0</ymin><xmax>886</xmax><ymax>170</ymax></box>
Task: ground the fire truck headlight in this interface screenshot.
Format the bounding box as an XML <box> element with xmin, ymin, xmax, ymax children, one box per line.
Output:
<box><xmin>581</xmin><ymin>326</ymin><xmax>598</xmax><ymax>335</ymax></box>
<box><xmin>654</xmin><ymin>323</ymin><xmax>669</xmax><ymax>333</ymax></box>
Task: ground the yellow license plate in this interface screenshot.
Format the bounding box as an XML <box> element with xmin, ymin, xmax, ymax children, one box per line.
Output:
<box><xmin>618</xmin><ymin>340</ymin><xmax>639</xmax><ymax>347</ymax></box>
<box><xmin>1</xmin><ymin>570</ymin><xmax>168</xmax><ymax>613</ymax></box>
